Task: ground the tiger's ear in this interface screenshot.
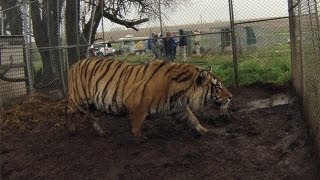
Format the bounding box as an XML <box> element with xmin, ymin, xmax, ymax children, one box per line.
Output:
<box><xmin>196</xmin><ymin>71</ymin><xmax>208</xmax><ymax>85</ymax></box>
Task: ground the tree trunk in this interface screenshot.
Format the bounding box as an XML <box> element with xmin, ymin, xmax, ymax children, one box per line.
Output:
<box><xmin>66</xmin><ymin>0</ymin><xmax>88</xmax><ymax>65</ymax></box>
<box><xmin>0</xmin><ymin>0</ymin><xmax>23</xmax><ymax>35</ymax></box>
<box><xmin>30</xmin><ymin>0</ymin><xmax>64</xmax><ymax>89</ymax></box>
<box><xmin>30</xmin><ymin>0</ymin><xmax>52</xmax><ymax>78</ymax></box>
<box><xmin>83</xmin><ymin>1</ymin><xmax>103</xmax><ymax>44</ymax></box>
<box><xmin>48</xmin><ymin>0</ymin><xmax>63</xmax><ymax>76</ymax></box>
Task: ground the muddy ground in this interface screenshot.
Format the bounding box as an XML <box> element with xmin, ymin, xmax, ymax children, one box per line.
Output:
<box><xmin>1</xmin><ymin>85</ymin><xmax>319</xmax><ymax>179</ymax></box>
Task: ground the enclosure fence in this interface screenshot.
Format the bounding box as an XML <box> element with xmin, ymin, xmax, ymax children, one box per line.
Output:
<box><xmin>289</xmin><ymin>0</ymin><xmax>320</xmax><ymax>155</ymax></box>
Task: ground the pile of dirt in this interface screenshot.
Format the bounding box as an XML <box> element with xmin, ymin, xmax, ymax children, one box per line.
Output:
<box><xmin>0</xmin><ymin>94</ymin><xmax>66</xmax><ymax>135</ymax></box>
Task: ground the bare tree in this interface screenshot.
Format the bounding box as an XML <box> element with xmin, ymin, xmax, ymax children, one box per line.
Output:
<box><xmin>28</xmin><ymin>0</ymin><xmax>185</xmax><ymax>88</ymax></box>
<box><xmin>66</xmin><ymin>0</ymin><xmax>186</xmax><ymax>65</ymax></box>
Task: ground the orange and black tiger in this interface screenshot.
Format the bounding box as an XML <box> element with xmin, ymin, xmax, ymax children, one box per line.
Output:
<box><xmin>67</xmin><ymin>58</ymin><xmax>232</xmax><ymax>137</ymax></box>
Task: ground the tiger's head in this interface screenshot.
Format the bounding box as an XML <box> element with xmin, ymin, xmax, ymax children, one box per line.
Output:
<box><xmin>194</xmin><ymin>70</ymin><xmax>232</xmax><ymax>113</ymax></box>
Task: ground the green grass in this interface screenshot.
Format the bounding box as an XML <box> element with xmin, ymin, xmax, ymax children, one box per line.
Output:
<box><xmin>31</xmin><ymin>51</ymin><xmax>43</xmax><ymax>72</ymax></box>
<box><xmin>115</xmin><ymin>47</ymin><xmax>291</xmax><ymax>87</ymax></box>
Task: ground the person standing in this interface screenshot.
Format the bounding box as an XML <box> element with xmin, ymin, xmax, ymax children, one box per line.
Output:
<box><xmin>172</xmin><ymin>33</ymin><xmax>178</xmax><ymax>59</ymax></box>
<box><xmin>151</xmin><ymin>33</ymin><xmax>161</xmax><ymax>59</ymax></box>
<box><xmin>178</xmin><ymin>29</ymin><xmax>187</xmax><ymax>62</ymax></box>
<box><xmin>193</xmin><ymin>30</ymin><xmax>201</xmax><ymax>56</ymax></box>
<box><xmin>163</xmin><ymin>31</ymin><xmax>175</xmax><ymax>62</ymax></box>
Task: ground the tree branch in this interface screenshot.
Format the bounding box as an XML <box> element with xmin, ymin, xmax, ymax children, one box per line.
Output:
<box><xmin>103</xmin><ymin>11</ymin><xmax>149</xmax><ymax>31</ymax></box>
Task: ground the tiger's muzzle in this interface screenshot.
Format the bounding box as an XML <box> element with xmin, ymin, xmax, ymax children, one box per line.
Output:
<box><xmin>216</xmin><ymin>95</ymin><xmax>232</xmax><ymax>114</ymax></box>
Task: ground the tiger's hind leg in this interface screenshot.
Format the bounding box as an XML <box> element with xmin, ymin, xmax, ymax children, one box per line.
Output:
<box><xmin>128</xmin><ymin>110</ymin><xmax>148</xmax><ymax>138</ymax></box>
<box><xmin>66</xmin><ymin>107</ymin><xmax>77</xmax><ymax>136</ymax></box>
<box><xmin>172</xmin><ymin>106</ymin><xmax>207</xmax><ymax>135</ymax></box>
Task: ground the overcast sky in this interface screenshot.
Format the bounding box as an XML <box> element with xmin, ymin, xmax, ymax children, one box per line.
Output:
<box><xmin>103</xmin><ymin>0</ymin><xmax>289</xmax><ymax>31</ymax></box>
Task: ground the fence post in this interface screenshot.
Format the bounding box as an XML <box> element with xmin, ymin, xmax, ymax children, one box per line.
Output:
<box><xmin>0</xmin><ymin>6</ymin><xmax>4</xmax><ymax>35</ymax></box>
<box><xmin>23</xmin><ymin>0</ymin><xmax>34</xmax><ymax>93</ymax></box>
<box><xmin>228</xmin><ymin>0</ymin><xmax>239</xmax><ymax>87</ymax></box>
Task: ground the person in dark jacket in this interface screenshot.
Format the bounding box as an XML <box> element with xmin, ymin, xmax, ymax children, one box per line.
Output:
<box><xmin>178</xmin><ymin>29</ymin><xmax>187</xmax><ymax>62</ymax></box>
<box><xmin>163</xmin><ymin>31</ymin><xmax>176</xmax><ymax>62</ymax></box>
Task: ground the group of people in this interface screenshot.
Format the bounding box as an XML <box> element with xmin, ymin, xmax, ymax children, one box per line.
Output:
<box><xmin>150</xmin><ymin>29</ymin><xmax>188</xmax><ymax>62</ymax></box>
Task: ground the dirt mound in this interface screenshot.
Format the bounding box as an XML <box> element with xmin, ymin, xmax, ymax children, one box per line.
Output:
<box><xmin>0</xmin><ymin>94</ymin><xmax>66</xmax><ymax>135</ymax></box>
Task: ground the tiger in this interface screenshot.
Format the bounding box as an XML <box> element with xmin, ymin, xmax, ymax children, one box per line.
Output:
<box><xmin>67</xmin><ymin>58</ymin><xmax>232</xmax><ymax>138</ymax></box>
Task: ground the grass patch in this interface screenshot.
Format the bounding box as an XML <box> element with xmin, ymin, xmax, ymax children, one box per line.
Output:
<box><xmin>116</xmin><ymin>47</ymin><xmax>291</xmax><ymax>87</ymax></box>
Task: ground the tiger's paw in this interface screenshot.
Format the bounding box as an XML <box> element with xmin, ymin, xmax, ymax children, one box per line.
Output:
<box><xmin>66</xmin><ymin>124</ymin><xmax>76</xmax><ymax>136</ymax></box>
<box><xmin>131</xmin><ymin>135</ymin><xmax>148</xmax><ymax>145</ymax></box>
<box><xmin>196</xmin><ymin>125</ymin><xmax>208</xmax><ymax>135</ymax></box>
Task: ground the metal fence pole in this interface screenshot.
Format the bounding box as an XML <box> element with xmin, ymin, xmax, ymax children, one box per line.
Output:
<box><xmin>0</xmin><ymin>6</ymin><xmax>4</xmax><ymax>35</ymax></box>
<box><xmin>23</xmin><ymin>0</ymin><xmax>34</xmax><ymax>92</ymax></box>
<box><xmin>158</xmin><ymin>0</ymin><xmax>163</xmax><ymax>37</ymax></box>
<box><xmin>228</xmin><ymin>0</ymin><xmax>239</xmax><ymax>87</ymax></box>
<box><xmin>58</xmin><ymin>0</ymin><xmax>66</xmax><ymax>95</ymax></box>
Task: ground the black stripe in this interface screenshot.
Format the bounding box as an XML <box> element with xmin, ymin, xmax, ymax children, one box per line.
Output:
<box><xmin>94</xmin><ymin>61</ymin><xmax>116</xmax><ymax>94</ymax></box>
<box><xmin>169</xmin><ymin>81</ymin><xmax>194</xmax><ymax>107</ymax></box>
<box><xmin>204</xmin><ymin>86</ymin><xmax>210</xmax><ymax>105</ymax></box>
<box><xmin>112</xmin><ymin>65</ymin><xmax>129</xmax><ymax>112</ymax></box>
<box><xmin>164</xmin><ymin>63</ymin><xmax>177</xmax><ymax>76</ymax></box>
<box><xmin>140</xmin><ymin>61</ymin><xmax>167</xmax><ymax>101</ymax></box>
<box><xmin>142</xmin><ymin>63</ymin><xmax>150</xmax><ymax>78</ymax></box>
<box><xmin>171</xmin><ymin>72</ymin><xmax>188</xmax><ymax>82</ymax></box>
<box><xmin>81</xmin><ymin>60</ymin><xmax>92</xmax><ymax>104</ymax></box>
<box><xmin>94</xmin><ymin>61</ymin><xmax>117</xmax><ymax>104</ymax></box>
<box><xmin>82</xmin><ymin>59</ymin><xmax>93</xmax><ymax>81</ymax></box>
<box><xmin>121</xmin><ymin>65</ymin><xmax>135</xmax><ymax>96</ymax></box>
<box><xmin>88</xmin><ymin>59</ymin><xmax>105</xmax><ymax>98</ymax></box>
<box><xmin>69</xmin><ymin>98</ymin><xmax>83</xmax><ymax>113</ymax></box>
<box><xmin>210</xmin><ymin>84</ymin><xmax>214</xmax><ymax>99</ymax></box>
<box><xmin>132</xmin><ymin>65</ymin><xmax>144</xmax><ymax>83</ymax></box>
<box><xmin>98</xmin><ymin>60</ymin><xmax>110</xmax><ymax>72</ymax></box>
<box><xmin>100</xmin><ymin>61</ymin><xmax>125</xmax><ymax>106</ymax></box>
<box><xmin>176</xmin><ymin>73</ymin><xmax>193</xmax><ymax>82</ymax></box>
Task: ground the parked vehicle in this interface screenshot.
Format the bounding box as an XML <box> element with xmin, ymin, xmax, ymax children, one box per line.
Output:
<box><xmin>118</xmin><ymin>35</ymin><xmax>149</xmax><ymax>55</ymax></box>
<box><xmin>89</xmin><ymin>43</ymin><xmax>115</xmax><ymax>58</ymax></box>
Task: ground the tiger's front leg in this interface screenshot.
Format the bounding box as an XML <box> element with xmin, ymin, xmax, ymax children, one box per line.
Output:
<box><xmin>172</xmin><ymin>106</ymin><xmax>208</xmax><ymax>135</ymax></box>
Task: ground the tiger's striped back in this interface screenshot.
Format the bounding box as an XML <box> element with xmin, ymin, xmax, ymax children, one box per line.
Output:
<box><xmin>68</xmin><ymin>59</ymin><xmax>202</xmax><ymax>114</ymax></box>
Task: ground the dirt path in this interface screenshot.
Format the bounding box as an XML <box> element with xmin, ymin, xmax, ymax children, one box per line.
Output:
<box><xmin>1</xmin><ymin>86</ymin><xmax>319</xmax><ymax>179</ymax></box>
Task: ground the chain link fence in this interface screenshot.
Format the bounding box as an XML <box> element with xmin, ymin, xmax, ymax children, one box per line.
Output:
<box><xmin>289</xmin><ymin>0</ymin><xmax>320</xmax><ymax>156</ymax></box>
